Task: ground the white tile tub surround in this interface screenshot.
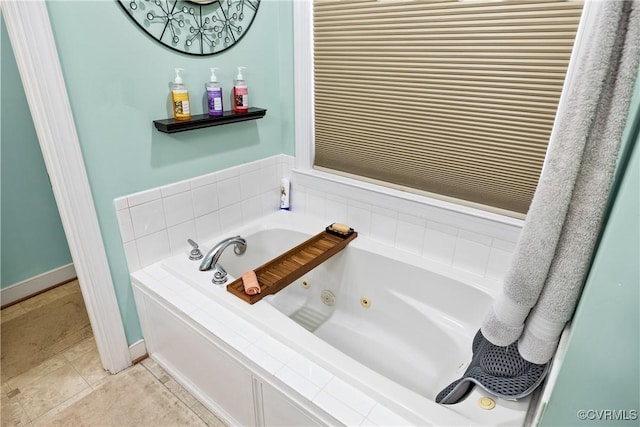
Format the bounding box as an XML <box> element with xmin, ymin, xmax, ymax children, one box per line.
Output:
<box><xmin>116</xmin><ymin>154</ymin><xmax>523</xmax><ymax>288</ymax></box>
<box><xmin>292</xmin><ymin>168</ymin><xmax>524</xmax><ymax>288</ymax></box>
<box><xmin>114</xmin><ymin>155</ymin><xmax>293</xmax><ymax>272</ymax></box>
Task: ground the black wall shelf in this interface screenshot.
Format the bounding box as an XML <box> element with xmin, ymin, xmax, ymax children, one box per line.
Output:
<box><xmin>154</xmin><ymin>107</ymin><xmax>267</xmax><ymax>134</ymax></box>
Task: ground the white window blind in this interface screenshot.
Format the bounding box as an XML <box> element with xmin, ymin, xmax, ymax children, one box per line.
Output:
<box><xmin>313</xmin><ymin>0</ymin><xmax>583</xmax><ymax>215</ymax></box>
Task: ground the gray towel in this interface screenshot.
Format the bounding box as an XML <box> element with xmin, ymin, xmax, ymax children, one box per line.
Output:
<box><xmin>519</xmin><ymin>1</ymin><xmax>640</xmax><ymax>364</ymax></box>
<box><xmin>482</xmin><ymin>1</ymin><xmax>640</xmax><ymax>359</ymax></box>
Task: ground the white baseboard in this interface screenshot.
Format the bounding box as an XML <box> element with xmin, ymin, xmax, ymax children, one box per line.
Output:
<box><xmin>1</xmin><ymin>263</ymin><xmax>76</xmax><ymax>306</ymax></box>
<box><xmin>129</xmin><ymin>339</ymin><xmax>147</xmax><ymax>362</ymax></box>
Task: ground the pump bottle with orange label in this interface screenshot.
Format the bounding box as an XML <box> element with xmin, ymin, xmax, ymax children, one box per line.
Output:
<box><xmin>171</xmin><ymin>68</ymin><xmax>190</xmax><ymax>120</ymax></box>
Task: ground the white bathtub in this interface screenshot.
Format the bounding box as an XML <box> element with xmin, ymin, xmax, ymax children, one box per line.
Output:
<box><xmin>136</xmin><ymin>211</ymin><xmax>534</xmax><ymax>426</ymax></box>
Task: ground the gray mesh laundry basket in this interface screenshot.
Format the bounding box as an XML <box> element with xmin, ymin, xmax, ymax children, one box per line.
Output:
<box><xmin>436</xmin><ymin>330</ymin><xmax>550</xmax><ymax>404</ymax></box>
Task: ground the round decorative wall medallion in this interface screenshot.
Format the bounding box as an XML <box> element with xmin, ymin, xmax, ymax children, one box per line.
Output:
<box><xmin>118</xmin><ymin>0</ymin><xmax>261</xmax><ymax>56</ymax></box>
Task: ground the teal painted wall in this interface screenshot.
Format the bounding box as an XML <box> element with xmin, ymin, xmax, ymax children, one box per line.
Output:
<box><xmin>44</xmin><ymin>0</ymin><xmax>294</xmax><ymax>343</ymax></box>
<box><xmin>1</xmin><ymin>14</ymin><xmax>73</xmax><ymax>289</ymax></box>
<box><xmin>538</xmin><ymin>74</ymin><xmax>640</xmax><ymax>426</ymax></box>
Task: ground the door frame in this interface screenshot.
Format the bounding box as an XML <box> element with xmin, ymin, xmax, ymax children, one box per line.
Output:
<box><xmin>2</xmin><ymin>0</ymin><xmax>131</xmax><ymax>373</ymax></box>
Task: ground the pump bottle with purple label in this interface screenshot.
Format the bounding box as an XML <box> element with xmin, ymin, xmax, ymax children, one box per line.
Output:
<box><xmin>206</xmin><ymin>68</ymin><xmax>223</xmax><ymax>116</ymax></box>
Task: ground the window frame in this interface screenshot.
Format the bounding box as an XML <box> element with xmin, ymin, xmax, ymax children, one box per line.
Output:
<box><xmin>293</xmin><ymin>0</ymin><xmax>589</xmax><ymax>222</ymax></box>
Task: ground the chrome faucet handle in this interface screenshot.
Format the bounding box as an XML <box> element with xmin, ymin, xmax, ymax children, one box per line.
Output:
<box><xmin>187</xmin><ymin>239</ymin><xmax>203</xmax><ymax>261</ymax></box>
<box><xmin>211</xmin><ymin>264</ymin><xmax>228</xmax><ymax>285</ymax></box>
<box><xmin>233</xmin><ymin>241</ymin><xmax>247</xmax><ymax>256</ymax></box>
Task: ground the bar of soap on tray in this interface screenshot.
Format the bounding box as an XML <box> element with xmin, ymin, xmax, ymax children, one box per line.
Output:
<box><xmin>326</xmin><ymin>222</ymin><xmax>354</xmax><ymax>237</ymax></box>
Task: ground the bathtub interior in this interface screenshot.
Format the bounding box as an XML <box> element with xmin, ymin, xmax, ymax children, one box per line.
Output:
<box><xmin>266</xmin><ymin>244</ymin><xmax>494</xmax><ymax>399</ymax></box>
<box><xmin>164</xmin><ymin>225</ymin><xmax>493</xmax><ymax>401</ymax></box>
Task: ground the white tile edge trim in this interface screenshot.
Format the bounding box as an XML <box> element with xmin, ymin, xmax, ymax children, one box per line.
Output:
<box><xmin>294</xmin><ymin>169</ymin><xmax>524</xmax><ymax>229</ymax></box>
<box><xmin>129</xmin><ymin>339</ymin><xmax>148</xmax><ymax>362</ymax></box>
<box><xmin>0</xmin><ymin>263</ymin><xmax>76</xmax><ymax>306</ymax></box>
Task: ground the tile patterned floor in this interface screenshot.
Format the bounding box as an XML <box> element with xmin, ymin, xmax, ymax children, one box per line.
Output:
<box><xmin>1</xmin><ymin>281</ymin><xmax>226</xmax><ymax>427</ymax></box>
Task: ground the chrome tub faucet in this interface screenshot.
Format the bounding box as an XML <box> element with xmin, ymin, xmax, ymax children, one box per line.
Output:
<box><xmin>199</xmin><ymin>236</ymin><xmax>247</xmax><ymax>284</ymax></box>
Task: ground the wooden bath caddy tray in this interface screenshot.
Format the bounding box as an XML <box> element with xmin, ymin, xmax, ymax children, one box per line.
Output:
<box><xmin>226</xmin><ymin>227</ymin><xmax>357</xmax><ymax>304</ymax></box>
